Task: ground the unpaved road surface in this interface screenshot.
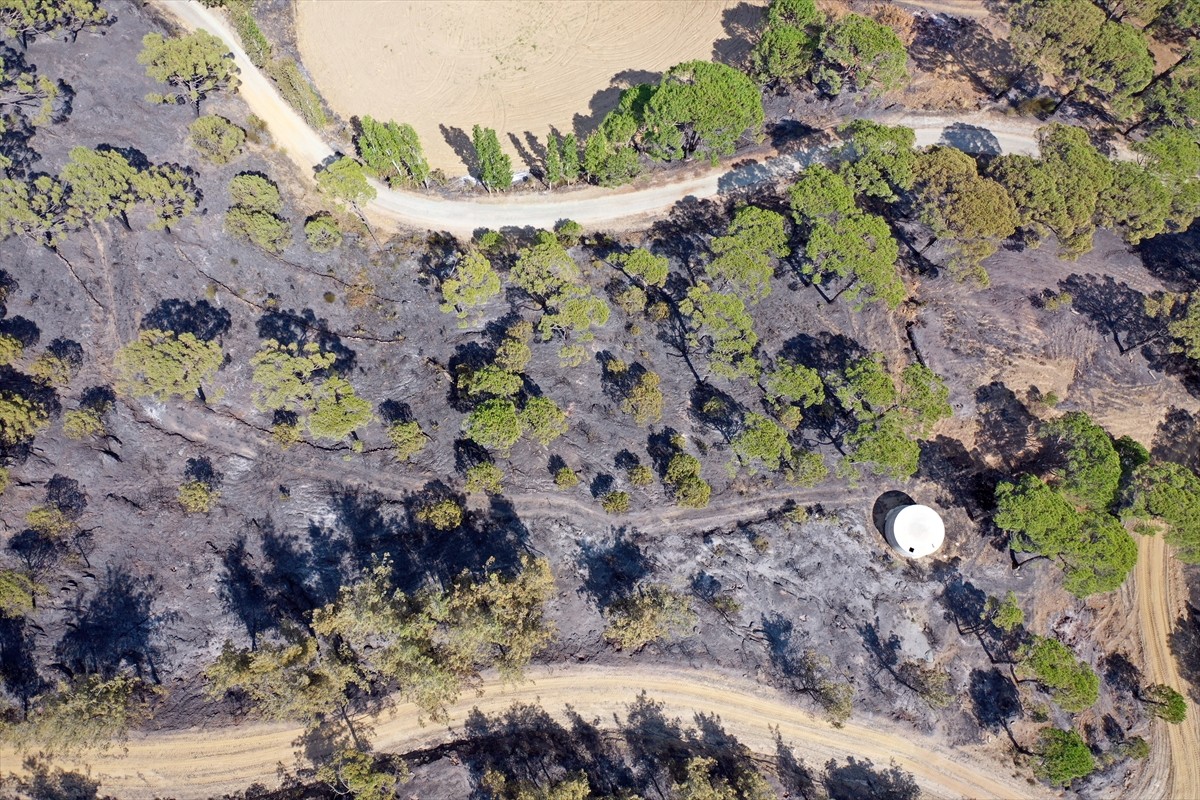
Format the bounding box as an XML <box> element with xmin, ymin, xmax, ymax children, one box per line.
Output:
<box><xmin>1130</xmin><ymin>534</ymin><xmax>1200</xmax><ymax>800</ymax></box>
<box><xmin>156</xmin><ymin>1</ymin><xmax>1043</xmax><ymax>236</ymax></box>
<box><xmin>18</xmin><ymin>665</ymin><xmax>1049</xmax><ymax>800</ymax></box>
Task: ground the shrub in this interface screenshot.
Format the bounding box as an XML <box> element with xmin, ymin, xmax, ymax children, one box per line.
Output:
<box><xmin>602</xmin><ymin>491</ymin><xmax>631</xmax><ymax>514</ymax></box>
<box><xmin>521</xmin><ymin>396</ymin><xmax>568</xmax><ymax>445</ymax></box>
<box><xmin>1019</xmin><ymin>636</ymin><xmax>1100</xmax><ymax>712</ymax></box>
<box><xmin>178</xmin><ymin>480</ymin><xmax>218</xmax><ymax>513</ymax></box>
<box><xmin>266</xmin><ymin>58</ymin><xmax>327</xmax><ymax>128</ymax></box>
<box><xmin>604</xmin><ymin>585</ymin><xmax>696</xmax><ymax>650</ymax></box>
<box><xmin>63</xmin><ymin>408</ymin><xmax>106</xmax><ymax>440</ymax></box>
<box><xmin>464</xmin><ymin>399</ymin><xmax>524</xmax><ymax>453</ymax></box>
<box><xmin>1143</xmin><ymin>684</ymin><xmax>1188</xmax><ymax>724</ymax></box>
<box><xmin>628</xmin><ymin>464</ymin><xmax>654</xmax><ymax>487</ymax></box>
<box><xmin>0</xmin><ymin>391</ymin><xmax>51</xmax><ymax>446</ymax></box>
<box><xmin>465</xmin><ymin>462</ymin><xmax>505</xmax><ymax>495</ymax></box>
<box><xmin>114</xmin><ymin>329</ymin><xmax>223</xmax><ymax>402</ymax></box>
<box><xmin>189</xmin><ymin>115</ymin><xmax>246</xmax><ymax>164</ymax></box>
<box><xmin>416</xmin><ymin>498</ymin><xmax>464</xmax><ymax>530</ymax></box>
<box><xmin>665</xmin><ymin>453</ymin><xmax>711</xmax><ymax>509</ymax></box>
<box><xmin>0</xmin><ymin>568</ymin><xmax>35</xmax><ymax>616</ymax></box>
<box><xmin>554</xmin><ymin>466</ymin><xmax>579</xmax><ymax>489</ymax></box>
<box><xmin>0</xmin><ymin>333</ymin><xmax>23</xmax><ymax>365</ymax></box>
<box><xmin>26</xmin><ymin>506</ymin><xmax>73</xmax><ymax>537</ymax></box>
<box><xmin>226</xmin><ymin>0</ymin><xmax>272</xmax><ymax>67</ymax></box>
<box><xmin>387</xmin><ymin>421</ymin><xmax>427</xmax><ymax>462</ymax></box>
<box><xmin>304</xmin><ymin>214</ymin><xmax>342</xmax><ymax>253</ymax></box>
<box><xmin>1036</xmin><ymin>728</ymin><xmax>1095</xmax><ymax>787</ymax></box>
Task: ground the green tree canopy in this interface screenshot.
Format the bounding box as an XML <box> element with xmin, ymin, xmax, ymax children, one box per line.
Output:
<box><xmin>1038</xmin><ymin>411</ymin><xmax>1121</xmax><ymax>511</ymax></box>
<box><xmin>679</xmin><ymin>283</ymin><xmax>760</xmax><ymax>379</ymax></box>
<box><xmin>1143</xmin><ymin>683</ymin><xmax>1188</xmax><ymax>723</ymax></box>
<box><xmin>315</xmin><ymin>157</ymin><xmax>377</xmax><ymax>214</ymax></box>
<box><xmin>440</xmin><ymin>250</ymin><xmax>501</xmax><ymax>322</ymax></box>
<box><xmin>355</xmin><ymin>116</ymin><xmax>430</xmax><ymax>187</ymax></box>
<box><xmin>912</xmin><ymin>146</ymin><xmax>1018</xmax><ymax>286</ymax></box>
<box><xmin>705</xmin><ymin>205</ymin><xmax>789</xmax><ymax>302</ymax></box>
<box><xmin>604</xmin><ymin>584</ymin><xmax>696</xmax><ymax>650</ymax></box>
<box><xmin>641</xmin><ymin>60</ymin><xmax>764</xmax><ymax>165</ymax></box>
<box><xmin>188</xmin><ymin>115</ymin><xmax>245</xmax><ymax>164</ymax></box>
<box><xmin>464</xmin><ymin>398</ymin><xmax>525</xmax><ymax>453</ymax></box>
<box><xmin>1126</xmin><ymin>461</ymin><xmax>1200</xmax><ymax>563</ymax></box>
<box><xmin>732</xmin><ymin>413</ymin><xmax>792</xmax><ymax>472</ymax></box>
<box><xmin>1036</xmin><ymin>728</ymin><xmax>1095</xmax><ymax>786</ymax></box>
<box><xmin>138</xmin><ymin>30</ymin><xmax>239</xmax><ymax>115</ymax></box>
<box><xmin>0</xmin><ymin>0</ymin><xmax>110</xmax><ymax>46</ymax></box>
<box><xmin>1019</xmin><ymin>636</ymin><xmax>1100</xmax><ymax>712</ymax></box>
<box><xmin>813</xmin><ymin>14</ymin><xmax>909</xmax><ymax>96</ymax></box>
<box><xmin>613</xmin><ymin>247</ymin><xmax>669</xmax><ymax>288</ymax></box>
<box><xmin>115</xmin><ymin>328</ymin><xmax>223</xmax><ymax>402</ymax></box>
<box><xmin>472</xmin><ymin>125</ymin><xmax>513</xmax><ymax>192</ymax></box>
<box><xmin>837</xmin><ymin>119</ymin><xmax>916</xmax><ymax>202</ymax></box>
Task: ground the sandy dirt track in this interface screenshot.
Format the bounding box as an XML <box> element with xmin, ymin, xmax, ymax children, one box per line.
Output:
<box><xmin>1130</xmin><ymin>534</ymin><xmax>1200</xmax><ymax>800</ymax></box>
<box><xmin>294</xmin><ymin>0</ymin><xmax>755</xmax><ymax>174</ymax></box>
<box><xmin>13</xmin><ymin>665</ymin><xmax>1051</xmax><ymax>800</ymax></box>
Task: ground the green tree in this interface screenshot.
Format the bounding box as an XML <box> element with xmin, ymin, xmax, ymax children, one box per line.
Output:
<box><xmin>790</xmin><ymin>165</ymin><xmax>904</xmax><ymax>308</ymax></box>
<box><xmin>0</xmin><ymin>390</ymin><xmax>50</xmax><ymax>447</ymax></box>
<box><xmin>621</xmin><ymin>370</ymin><xmax>663</xmax><ymax>426</ymax></box>
<box><xmin>520</xmin><ymin>396</ymin><xmax>568</xmax><ymax>446</ymax></box>
<box><xmin>846</xmin><ymin>409</ymin><xmax>920</xmax><ymax>480</ymax></box>
<box><xmin>984</xmin><ymin>591</ymin><xmax>1025</xmax><ymax>632</ymax></box>
<box><xmin>1038</xmin><ymin>123</ymin><xmax>1114</xmax><ymax>257</ymax></box>
<box><xmin>1126</xmin><ymin>461</ymin><xmax>1200</xmax><ymax>563</ymax></box>
<box><xmin>0</xmin><ymin>0</ymin><xmax>109</xmax><ymax>47</ymax></box>
<box><xmin>732</xmin><ymin>413</ymin><xmax>792</xmax><ymax>472</ymax></box>
<box><xmin>679</xmin><ymin>283</ymin><xmax>760</xmax><ymax>379</ymax></box>
<box><xmin>750</xmin><ymin>0</ymin><xmax>822</xmax><ymax>86</ymax></box>
<box><xmin>61</xmin><ymin>146</ymin><xmax>138</xmax><ymax>227</ymax></box>
<box><xmin>465</xmin><ymin>398</ymin><xmax>525</xmax><ymax>453</ymax></box>
<box><xmin>912</xmin><ymin>146</ymin><xmax>1019</xmax><ymax>286</ymax></box>
<box><xmin>188</xmin><ymin>114</ymin><xmax>245</xmax><ymax>164</ymax></box>
<box><xmin>317</xmin><ymin>747</ymin><xmax>405</xmax><ymax>800</ymax></box>
<box><xmin>138</xmin><ymin>30</ymin><xmax>239</xmax><ymax>115</ymax></box>
<box><xmin>1142</xmin><ymin>683</ymin><xmax>1188</xmax><ymax>723</ymax></box>
<box><xmin>988</xmin><ymin>153</ymin><xmax>1070</xmax><ymax>250</ymax></box>
<box><xmin>1035</xmin><ymin>728</ymin><xmax>1095</xmax><ymax>786</ymax></box>
<box><xmin>266</xmin><ymin>57</ymin><xmax>327</xmax><ymax>128</ymax></box>
<box><xmin>604</xmin><ymin>584</ymin><xmax>696</xmax><ymax>650</ymax></box>
<box><xmin>133</xmin><ymin>164</ymin><xmax>200</xmax><ymax>231</ymax></box>
<box><xmin>440</xmin><ymin>250</ymin><xmax>501</xmax><ymax>322</ymax></box>
<box><xmin>8</xmin><ymin>675</ymin><xmax>147</xmax><ymax>755</ymax></box>
<box><xmin>226</xmin><ymin>172</ymin><xmax>290</xmax><ymax>254</ymax></box>
<box><xmin>705</xmin><ymin>205</ymin><xmax>789</xmax><ymax>302</ymax></box>
<box><xmin>0</xmin><ymin>174</ymin><xmax>81</xmax><ymax>248</ymax></box>
<box><xmin>355</xmin><ymin>116</ymin><xmax>430</xmax><ymax>187</ymax></box>
<box><xmin>560</xmin><ymin>132</ymin><xmax>580</xmax><ymax>184</ymax></box>
<box><xmin>114</xmin><ymin>329</ymin><xmax>223</xmax><ymax>402</ymax></box>
<box><xmin>417</xmin><ymin>498</ymin><xmax>464</xmax><ymax>530</ymax></box>
<box><xmin>765</xmin><ymin>359</ymin><xmax>824</xmax><ymax>409</ymax></box>
<box><xmin>1019</xmin><ymin>635</ymin><xmax>1100</xmax><ymax>712</ymax></box>
<box><xmin>472</xmin><ymin>125</ymin><xmax>513</xmax><ymax>192</ymax></box>
<box><xmin>1134</xmin><ymin>127</ymin><xmax>1200</xmax><ymax>232</ymax></box>
<box><xmin>641</xmin><ymin>60</ymin><xmax>763</xmax><ymax>164</ymax></box>
<box><xmin>304</xmin><ymin>213</ymin><xmax>342</xmax><ymax>253</ymax></box>
<box><xmin>814</xmin><ymin>14</ymin><xmax>909</xmax><ymax>96</ymax></box>
<box><xmin>1039</xmin><ymin>411</ymin><xmax>1121</xmax><ymax>511</ymax></box>
<box><xmin>0</xmin><ymin>568</ymin><xmax>35</xmax><ymax>616</ymax></box>
<box><xmin>900</xmin><ymin>363</ymin><xmax>952</xmax><ymax>435</ymax></box>
<box><xmin>665</xmin><ymin>452</ymin><xmax>712</xmax><ymax>508</ymax></box>
<box><xmin>465</xmin><ymin>461</ymin><xmax>505</xmax><ymax>495</ymax></box>
<box><xmin>544</xmin><ymin>130</ymin><xmax>564</xmax><ymax>186</ymax></box>
<box><xmin>250</xmin><ymin>340</ymin><xmax>371</xmax><ymax>442</ymax></box>
<box><xmin>316</xmin><ymin>157</ymin><xmax>377</xmax><ymax>225</ymax></box>
<box><xmin>387</xmin><ymin>420</ymin><xmax>427</xmax><ymax>462</ymax></box>
<box><xmin>613</xmin><ymin>247</ymin><xmax>669</xmax><ymax>288</ymax></box>
<box><xmin>837</xmin><ymin>119</ymin><xmax>916</xmax><ymax>202</ymax></box>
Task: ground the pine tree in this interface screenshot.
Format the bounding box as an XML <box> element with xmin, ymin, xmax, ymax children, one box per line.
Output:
<box><xmin>561</xmin><ymin>133</ymin><xmax>580</xmax><ymax>184</ymax></box>
<box><xmin>471</xmin><ymin>125</ymin><xmax>512</xmax><ymax>192</ymax></box>
<box><xmin>545</xmin><ymin>131</ymin><xmax>563</xmax><ymax>187</ymax></box>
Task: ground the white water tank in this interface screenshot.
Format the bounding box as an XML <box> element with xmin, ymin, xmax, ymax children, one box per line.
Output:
<box><xmin>884</xmin><ymin>504</ymin><xmax>945</xmax><ymax>558</ymax></box>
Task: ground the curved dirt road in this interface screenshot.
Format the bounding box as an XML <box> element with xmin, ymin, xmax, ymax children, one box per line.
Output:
<box><xmin>154</xmin><ymin>1</ymin><xmax>1043</xmax><ymax>236</ymax></box>
<box><xmin>25</xmin><ymin>665</ymin><xmax>1048</xmax><ymax>800</ymax></box>
<box><xmin>1130</xmin><ymin>534</ymin><xmax>1200</xmax><ymax>799</ymax></box>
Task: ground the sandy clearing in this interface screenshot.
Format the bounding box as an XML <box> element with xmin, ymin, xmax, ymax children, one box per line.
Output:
<box><xmin>1129</xmin><ymin>534</ymin><xmax>1200</xmax><ymax>800</ymax></box>
<box><xmin>294</xmin><ymin>0</ymin><xmax>761</xmax><ymax>174</ymax></box>
<box><xmin>8</xmin><ymin>665</ymin><xmax>1050</xmax><ymax>800</ymax></box>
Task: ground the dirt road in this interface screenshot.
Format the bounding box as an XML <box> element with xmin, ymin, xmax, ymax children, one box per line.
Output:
<box><xmin>19</xmin><ymin>665</ymin><xmax>1049</xmax><ymax>800</ymax></box>
<box><xmin>1129</xmin><ymin>534</ymin><xmax>1200</xmax><ymax>799</ymax></box>
<box><xmin>154</xmin><ymin>1</ymin><xmax>1044</xmax><ymax>236</ymax></box>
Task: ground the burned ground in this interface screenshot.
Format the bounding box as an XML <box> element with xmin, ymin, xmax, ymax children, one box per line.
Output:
<box><xmin>0</xmin><ymin>2</ymin><xmax>1197</xmax><ymax>798</ymax></box>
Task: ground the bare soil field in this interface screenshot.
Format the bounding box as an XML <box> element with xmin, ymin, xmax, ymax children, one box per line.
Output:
<box><xmin>293</xmin><ymin>0</ymin><xmax>763</xmax><ymax>175</ymax></box>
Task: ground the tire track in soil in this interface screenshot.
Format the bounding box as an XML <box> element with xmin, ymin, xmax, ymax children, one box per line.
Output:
<box><xmin>12</xmin><ymin>665</ymin><xmax>1051</xmax><ymax>800</ymax></box>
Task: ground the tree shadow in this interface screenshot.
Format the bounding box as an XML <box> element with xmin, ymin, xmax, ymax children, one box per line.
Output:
<box><xmin>54</xmin><ymin>566</ymin><xmax>174</xmax><ymax>683</ymax></box>
<box><xmin>939</xmin><ymin>122</ymin><xmax>1001</xmax><ymax>156</ymax></box>
<box><xmin>217</xmin><ymin>534</ymin><xmax>276</xmax><ymax>648</ymax></box>
<box><xmin>507</xmin><ymin>132</ymin><xmax>539</xmax><ymax>177</ymax></box>
<box><xmin>0</xmin><ymin>315</ymin><xmax>40</xmax><ymax>348</ymax></box>
<box><xmin>1152</xmin><ymin>407</ymin><xmax>1200</xmax><ymax>473</ymax></box>
<box><xmin>0</xmin><ymin>615</ymin><xmax>45</xmax><ymax>714</ymax></box>
<box><xmin>256</xmin><ymin>307</ymin><xmax>356</xmax><ymax>373</ymax></box>
<box><xmin>689</xmin><ymin>382</ymin><xmax>744</xmax><ymax>441</ymax></box>
<box><xmin>577</xmin><ymin>531</ymin><xmax>652</xmax><ymax>611</ymax></box>
<box><xmin>968</xmin><ymin>668</ymin><xmax>1022</xmax><ymax>733</ymax></box>
<box><xmin>824</xmin><ymin>756</ymin><xmax>920</xmax><ymax>800</ymax></box>
<box><xmin>779</xmin><ymin>332</ymin><xmax>866</xmax><ymax>376</ymax></box>
<box><xmin>918</xmin><ymin>435</ymin><xmax>1000</xmax><ymax>520</ymax></box>
<box><xmin>571</xmin><ymin>69</ymin><xmax>661</xmax><ymax>140</ymax></box>
<box><xmin>1059</xmin><ymin>274</ymin><xmax>1157</xmax><ymax>357</ymax></box>
<box><xmin>1168</xmin><ymin>602</ymin><xmax>1200</xmax><ymax>703</ymax></box>
<box><xmin>439</xmin><ymin>124</ymin><xmax>477</xmax><ymax>176</ymax></box>
<box><xmin>1102</xmin><ymin>651</ymin><xmax>1143</xmax><ymax>698</ymax></box>
<box><xmin>906</xmin><ymin>16</ymin><xmax>1017</xmax><ymax>100</ymax></box>
<box><xmin>973</xmin><ymin>382</ymin><xmax>1039</xmax><ymax>473</ymax></box>
<box><xmin>142</xmin><ymin>298</ymin><xmax>231</xmax><ymax>341</ymax></box>
<box><xmin>1138</xmin><ymin>222</ymin><xmax>1200</xmax><ymax>291</ymax></box>
<box><xmin>649</xmin><ymin>196</ymin><xmax>727</xmax><ymax>275</ymax></box>
<box><xmin>871</xmin><ymin>491</ymin><xmax>915</xmax><ymax>541</ymax></box>
<box><xmin>3</xmin><ymin>756</ymin><xmax>108</xmax><ymax>800</ymax></box>
<box><xmin>711</xmin><ymin>2</ymin><xmax>764</xmax><ymax>68</ymax></box>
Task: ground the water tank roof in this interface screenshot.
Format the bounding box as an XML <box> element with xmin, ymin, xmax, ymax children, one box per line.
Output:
<box><xmin>886</xmin><ymin>504</ymin><xmax>945</xmax><ymax>558</ymax></box>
